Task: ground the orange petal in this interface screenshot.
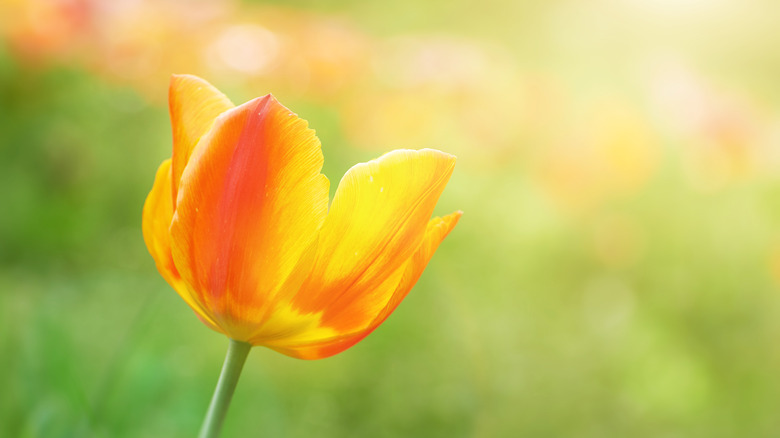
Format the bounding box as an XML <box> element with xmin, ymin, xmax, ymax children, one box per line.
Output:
<box><xmin>141</xmin><ymin>159</ymin><xmax>221</xmax><ymax>330</ymax></box>
<box><xmin>275</xmin><ymin>211</ymin><xmax>462</xmax><ymax>359</ymax></box>
<box><xmin>169</xmin><ymin>95</ymin><xmax>330</xmax><ymax>341</ymax></box>
<box><xmin>169</xmin><ymin>74</ymin><xmax>234</xmax><ymax>202</ymax></box>
<box><xmin>292</xmin><ymin>149</ymin><xmax>457</xmax><ymax>334</ymax></box>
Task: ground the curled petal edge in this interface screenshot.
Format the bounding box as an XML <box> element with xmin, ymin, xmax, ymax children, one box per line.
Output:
<box><xmin>264</xmin><ymin>211</ymin><xmax>462</xmax><ymax>359</ymax></box>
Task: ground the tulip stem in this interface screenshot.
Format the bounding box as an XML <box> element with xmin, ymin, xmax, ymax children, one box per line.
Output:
<box><xmin>199</xmin><ymin>339</ymin><xmax>252</xmax><ymax>438</ymax></box>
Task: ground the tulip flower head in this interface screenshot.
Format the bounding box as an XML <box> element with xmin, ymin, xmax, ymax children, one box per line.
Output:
<box><xmin>143</xmin><ymin>74</ymin><xmax>460</xmax><ymax>360</ymax></box>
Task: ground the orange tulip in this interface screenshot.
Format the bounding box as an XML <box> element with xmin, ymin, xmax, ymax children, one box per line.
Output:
<box><xmin>143</xmin><ymin>74</ymin><xmax>461</xmax><ymax>360</ymax></box>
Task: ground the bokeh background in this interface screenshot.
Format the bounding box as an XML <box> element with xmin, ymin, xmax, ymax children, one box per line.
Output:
<box><xmin>3</xmin><ymin>0</ymin><xmax>780</xmax><ymax>436</ymax></box>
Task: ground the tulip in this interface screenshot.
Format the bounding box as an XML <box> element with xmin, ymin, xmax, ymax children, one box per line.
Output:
<box><xmin>142</xmin><ymin>74</ymin><xmax>460</xmax><ymax>437</ymax></box>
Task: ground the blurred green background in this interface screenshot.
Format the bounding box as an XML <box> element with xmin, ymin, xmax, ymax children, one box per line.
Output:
<box><xmin>3</xmin><ymin>0</ymin><xmax>780</xmax><ymax>437</ymax></box>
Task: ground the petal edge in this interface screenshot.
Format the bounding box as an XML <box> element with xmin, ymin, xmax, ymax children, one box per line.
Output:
<box><xmin>277</xmin><ymin>210</ymin><xmax>462</xmax><ymax>359</ymax></box>
<box><xmin>169</xmin><ymin>74</ymin><xmax>234</xmax><ymax>202</ymax></box>
<box><xmin>142</xmin><ymin>159</ymin><xmax>221</xmax><ymax>329</ymax></box>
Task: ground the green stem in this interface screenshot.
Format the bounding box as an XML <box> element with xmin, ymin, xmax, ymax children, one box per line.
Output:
<box><xmin>199</xmin><ymin>339</ymin><xmax>252</xmax><ymax>438</ymax></box>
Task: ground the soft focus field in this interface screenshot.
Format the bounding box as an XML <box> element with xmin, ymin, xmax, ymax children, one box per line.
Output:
<box><xmin>3</xmin><ymin>0</ymin><xmax>780</xmax><ymax>437</ymax></box>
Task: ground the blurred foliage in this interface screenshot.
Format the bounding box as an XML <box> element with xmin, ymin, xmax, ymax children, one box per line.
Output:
<box><xmin>3</xmin><ymin>0</ymin><xmax>780</xmax><ymax>437</ymax></box>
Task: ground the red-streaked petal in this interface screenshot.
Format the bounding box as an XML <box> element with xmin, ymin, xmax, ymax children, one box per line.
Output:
<box><xmin>293</xmin><ymin>149</ymin><xmax>456</xmax><ymax>334</ymax></box>
<box><xmin>141</xmin><ymin>159</ymin><xmax>221</xmax><ymax>330</ymax></box>
<box><xmin>273</xmin><ymin>211</ymin><xmax>462</xmax><ymax>359</ymax></box>
<box><xmin>169</xmin><ymin>74</ymin><xmax>234</xmax><ymax>202</ymax></box>
<box><xmin>169</xmin><ymin>95</ymin><xmax>329</xmax><ymax>341</ymax></box>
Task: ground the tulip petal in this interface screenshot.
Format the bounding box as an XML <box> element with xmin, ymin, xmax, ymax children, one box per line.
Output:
<box><xmin>272</xmin><ymin>211</ymin><xmax>462</xmax><ymax>359</ymax></box>
<box><xmin>142</xmin><ymin>159</ymin><xmax>221</xmax><ymax>330</ymax></box>
<box><xmin>169</xmin><ymin>74</ymin><xmax>234</xmax><ymax>202</ymax></box>
<box><xmin>292</xmin><ymin>149</ymin><xmax>456</xmax><ymax>334</ymax></box>
<box><xmin>169</xmin><ymin>95</ymin><xmax>330</xmax><ymax>341</ymax></box>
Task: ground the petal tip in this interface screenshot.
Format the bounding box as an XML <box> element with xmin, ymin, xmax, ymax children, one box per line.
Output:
<box><xmin>169</xmin><ymin>73</ymin><xmax>200</xmax><ymax>87</ymax></box>
<box><xmin>437</xmin><ymin>210</ymin><xmax>462</xmax><ymax>232</ymax></box>
<box><xmin>170</xmin><ymin>72</ymin><xmax>205</xmax><ymax>81</ymax></box>
<box><xmin>421</xmin><ymin>147</ymin><xmax>457</xmax><ymax>161</ymax></box>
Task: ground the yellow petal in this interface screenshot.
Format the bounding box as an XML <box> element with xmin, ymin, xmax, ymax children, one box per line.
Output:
<box><xmin>275</xmin><ymin>211</ymin><xmax>462</xmax><ymax>359</ymax></box>
<box><xmin>169</xmin><ymin>95</ymin><xmax>330</xmax><ymax>341</ymax></box>
<box><xmin>292</xmin><ymin>149</ymin><xmax>457</xmax><ymax>334</ymax></box>
<box><xmin>169</xmin><ymin>74</ymin><xmax>234</xmax><ymax>202</ymax></box>
<box><xmin>141</xmin><ymin>159</ymin><xmax>221</xmax><ymax>330</ymax></box>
